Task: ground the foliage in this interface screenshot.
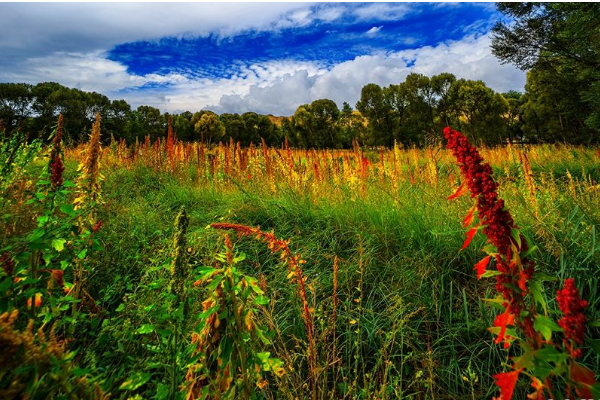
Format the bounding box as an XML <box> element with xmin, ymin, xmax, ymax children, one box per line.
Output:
<box><xmin>445</xmin><ymin>126</ymin><xmax>599</xmax><ymax>399</ymax></box>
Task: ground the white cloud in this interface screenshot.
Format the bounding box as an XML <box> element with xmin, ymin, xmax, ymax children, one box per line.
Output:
<box><xmin>366</xmin><ymin>26</ymin><xmax>383</xmax><ymax>37</ymax></box>
<box><xmin>1</xmin><ymin>33</ymin><xmax>524</xmax><ymax>115</ymax></box>
<box><xmin>0</xmin><ymin>3</ymin><xmax>524</xmax><ymax>116</ymax></box>
<box><xmin>352</xmin><ymin>3</ymin><xmax>413</xmax><ymax>21</ymax></box>
<box><xmin>0</xmin><ymin>3</ymin><xmax>311</xmax><ymax>57</ymax></box>
<box><xmin>207</xmin><ymin>34</ymin><xmax>526</xmax><ymax>115</ymax></box>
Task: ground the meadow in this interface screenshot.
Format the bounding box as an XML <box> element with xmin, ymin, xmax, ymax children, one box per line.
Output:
<box><xmin>1</xmin><ymin>115</ymin><xmax>599</xmax><ymax>399</ymax></box>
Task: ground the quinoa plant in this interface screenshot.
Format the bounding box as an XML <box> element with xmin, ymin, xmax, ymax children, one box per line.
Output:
<box><xmin>445</xmin><ymin>126</ymin><xmax>599</xmax><ymax>399</ymax></box>
<box><xmin>185</xmin><ymin>233</ymin><xmax>284</xmax><ymax>399</ymax></box>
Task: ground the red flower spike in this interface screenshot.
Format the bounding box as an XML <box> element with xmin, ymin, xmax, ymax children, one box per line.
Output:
<box><xmin>474</xmin><ymin>255</ymin><xmax>492</xmax><ymax>279</ymax></box>
<box><xmin>557</xmin><ymin>278</ymin><xmax>588</xmax><ymax>355</ymax></box>
<box><xmin>493</xmin><ymin>368</ymin><xmax>523</xmax><ymax>400</ymax></box>
<box><xmin>448</xmin><ymin>182</ymin><xmax>468</xmax><ymax>200</ymax></box>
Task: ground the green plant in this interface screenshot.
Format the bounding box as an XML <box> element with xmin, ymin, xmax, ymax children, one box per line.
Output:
<box><xmin>184</xmin><ymin>233</ymin><xmax>284</xmax><ymax>399</ymax></box>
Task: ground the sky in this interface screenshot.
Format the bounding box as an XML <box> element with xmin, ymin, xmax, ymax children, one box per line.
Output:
<box><xmin>0</xmin><ymin>2</ymin><xmax>525</xmax><ymax>116</ymax></box>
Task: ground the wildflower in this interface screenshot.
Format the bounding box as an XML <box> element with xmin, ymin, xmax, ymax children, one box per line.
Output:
<box><xmin>50</xmin><ymin>156</ymin><xmax>65</xmax><ymax>190</ymax></box>
<box><xmin>49</xmin><ymin>114</ymin><xmax>65</xmax><ymax>190</ymax></box>
<box><xmin>211</xmin><ymin>222</ymin><xmax>315</xmax><ymax>376</ymax></box>
<box><xmin>444</xmin><ymin>127</ymin><xmax>534</xmax><ymax>317</ymax></box>
<box><xmin>74</xmin><ymin>113</ymin><xmax>102</xmax><ymax>211</ymax></box>
<box><xmin>169</xmin><ymin>207</ymin><xmax>189</xmax><ymax>309</ymax></box>
<box><xmin>49</xmin><ymin>269</ymin><xmax>64</xmax><ymax>288</ymax></box>
<box><xmin>557</xmin><ymin>278</ymin><xmax>587</xmax><ymax>357</ymax></box>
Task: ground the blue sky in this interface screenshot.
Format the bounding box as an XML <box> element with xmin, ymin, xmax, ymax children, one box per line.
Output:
<box><xmin>0</xmin><ymin>2</ymin><xmax>524</xmax><ymax>115</ymax></box>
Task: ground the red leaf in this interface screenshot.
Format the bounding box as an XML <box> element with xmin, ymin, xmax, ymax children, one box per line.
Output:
<box><xmin>462</xmin><ymin>204</ymin><xmax>477</xmax><ymax>228</ymax></box>
<box><xmin>518</xmin><ymin>270</ymin><xmax>528</xmax><ymax>292</ymax></box>
<box><xmin>50</xmin><ymin>269</ymin><xmax>64</xmax><ymax>287</ymax></box>
<box><xmin>527</xmin><ymin>377</ymin><xmax>545</xmax><ymax>400</ymax></box>
<box><xmin>493</xmin><ymin>306</ymin><xmax>515</xmax><ymax>345</ymax></box>
<box><xmin>474</xmin><ymin>255</ymin><xmax>492</xmax><ymax>279</ymax></box>
<box><xmin>493</xmin><ymin>369</ymin><xmax>523</xmax><ymax>400</ymax></box>
<box><xmin>462</xmin><ymin>226</ymin><xmax>479</xmax><ymax>250</ymax></box>
<box><xmin>448</xmin><ymin>182</ymin><xmax>468</xmax><ymax>200</ymax></box>
<box><xmin>570</xmin><ymin>361</ymin><xmax>596</xmax><ymax>398</ymax></box>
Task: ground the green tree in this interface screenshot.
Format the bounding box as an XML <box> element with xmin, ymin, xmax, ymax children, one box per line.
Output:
<box><xmin>356</xmin><ymin>83</ymin><xmax>392</xmax><ymax>146</ymax></box>
<box><xmin>194</xmin><ymin>111</ymin><xmax>224</xmax><ymax>145</ymax></box>
<box><xmin>338</xmin><ymin>102</ymin><xmax>366</xmax><ymax>147</ymax></box>
<box><xmin>451</xmin><ymin>79</ymin><xmax>508</xmax><ymax>144</ymax></box>
<box><xmin>492</xmin><ymin>2</ymin><xmax>600</xmax><ymax>142</ymax></box>
<box><xmin>0</xmin><ymin>83</ymin><xmax>33</xmax><ymax>133</ymax></box>
<box><xmin>308</xmin><ymin>99</ymin><xmax>340</xmax><ymax>148</ymax></box>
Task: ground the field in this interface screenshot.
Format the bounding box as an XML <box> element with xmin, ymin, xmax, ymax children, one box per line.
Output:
<box><xmin>1</xmin><ymin>118</ymin><xmax>600</xmax><ymax>399</ymax></box>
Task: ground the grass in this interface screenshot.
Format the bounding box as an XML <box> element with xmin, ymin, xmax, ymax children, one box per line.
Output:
<box><xmin>2</xmin><ymin>135</ymin><xmax>600</xmax><ymax>399</ymax></box>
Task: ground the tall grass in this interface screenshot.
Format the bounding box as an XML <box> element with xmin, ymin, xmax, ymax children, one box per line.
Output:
<box><xmin>2</xmin><ymin>125</ymin><xmax>599</xmax><ymax>399</ymax></box>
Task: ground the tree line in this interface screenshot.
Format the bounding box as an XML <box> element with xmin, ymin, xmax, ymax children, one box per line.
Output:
<box><xmin>1</xmin><ymin>3</ymin><xmax>599</xmax><ymax>148</ymax></box>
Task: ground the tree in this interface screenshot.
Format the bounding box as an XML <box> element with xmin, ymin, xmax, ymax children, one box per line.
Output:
<box><xmin>451</xmin><ymin>79</ymin><xmax>508</xmax><ymax>144</ymax></box>
<box><xmin>194</xmin><ymin>112</ymin><xmax>224</xmax><ymax>145</ymax></box>
<box><xmin>0</xmin><ymin>83</ymin><xmax>33</xmax><ymax>133</ymax></box>
<box><xmin>338</xmin><ymin>102</ymin><xmax>366</xmax><ymax>147</ymax></box>
<box><xmin>501</xmin><ymin>90</ymin><xmax>525</xmax><ymax>142</ymax></box>
<box><xmin>308</xmin><ymin>99</ymin><xmax>340</xmax><ymax>148</ymax></box>
<box><xmin>220</xmin><ymin>113</ymin><xmax>246</xmax><ymax>144</ymax></box>
<box><xmin>492</xmin><ymin>3</ymin><xmax>600</xmax><ymax>142</ymax></box>
<box><xmin>431</xmin><ymin>72</ymin><xmax>457</xmax><ymax>128</ymax></box>
<box><xmin>241</xmin><ymin>112</ymin><xmax>277</xmax><ymax>146</ymax></box>
<box><xmin>356</xmin><ymin>83</ymin><xmax>392</xmax><ymax>146</ymax></box>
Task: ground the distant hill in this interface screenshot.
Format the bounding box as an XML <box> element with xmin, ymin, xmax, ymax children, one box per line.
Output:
<box><xmin>266</xmin><ymin>114</ymin><xmax>291</xmax><ymax>127</ymax></box>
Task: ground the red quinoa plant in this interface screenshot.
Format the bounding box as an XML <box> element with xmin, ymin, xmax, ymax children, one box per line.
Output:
<box><xmin>444</xmin><ymin>127</ymin><xmax>598</xmax><ymax>399</ymax></box>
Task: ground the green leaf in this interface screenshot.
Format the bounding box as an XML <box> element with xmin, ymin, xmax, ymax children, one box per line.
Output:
<box><xmin>588</xmin><ymin>319</ymin><xmax>600</xmax><ymax>327</ymax></box>
<box><xmin>534</xmin><ymin>272</ymin><xmax>559</xmax><ymax>282</ymax></box>
<box><xmin>51</xmin><ymin>239</ymin><xmax>66</xmax><ymax>252</ymax></box>
<box><xmin>521</xmin><ymin>245</ymin><xmax>539</xmax><ymax>258</ymax></box>
<box><xmin>77</xmin><ymin>249</ymin><xmax>88</xmax><ymax>259</ymax></box>
<box><xmin>535</xmin><ymin>345</ymin><xmax>567</xmax><ymax>364</ymax></box>
<box><xmin>233</xmin><ymin>252</ymin><xmax>246</xmax><ymax>263</ymax></box>
<box><xmin>529</xmin><ymin>279</ymin><xmax>547</xmax><ymax>314</ymax></box>
<box><xmin>480</xmin><ymin>270</ymin><xmax>502</xmax><ymax>278</ymax></box>
<box><xmin>136</xmin><ymin>324</ymin><xmax>155</xmax><ymax>335</ymax></box>
<box><xmin>533</xmin><ymin>315</ymin><xmax>562</xmax><ymax>342</ymax></box>
<box><xmin>482</xmin><ymin>297</ymin><xmax>506</xmax><ymax>311</ymax></box>
<box><xmin>510</xmin><ymin>228</ymin><xmax>522</xmax><ymax>249</ymax></box>
<box><xmin>27</xmin><ymin>228</ymin><xmax>46</xmax><ymax>243</ymax></box>
<box><xmin>59</xmin><ymin>204</ymin><xmax>77</xmax><ymax>217</ymax></box>
<box><xmin>119</xmin><ymin>372</ymin><xmax>151</xmax><ymax>391</ymax></box>
<box><xmin>37</xmin><ymin>215</ymin><xmax>50</xmax><ymax>226</ymax></box>
<box><xmin>115</xmin><ymin>303</ymin><xmax>125</xmax><ymax>312</ymax></box>
<box><xmin>254</xmin><ymin>295</ymin><xmax>270</xmax><ymax>305</ymax></box>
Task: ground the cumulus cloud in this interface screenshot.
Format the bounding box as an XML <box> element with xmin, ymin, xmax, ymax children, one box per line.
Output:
<box><xmin>208</xmin><ymin>34</ymin><xmax>525</xmax><ymax>115</ymax></box>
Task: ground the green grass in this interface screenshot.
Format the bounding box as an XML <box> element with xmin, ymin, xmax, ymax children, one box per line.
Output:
<box><xmin>76</xmin><ymin>156</ymin><xmax>600</xmax><ymax>399</ymax></box>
